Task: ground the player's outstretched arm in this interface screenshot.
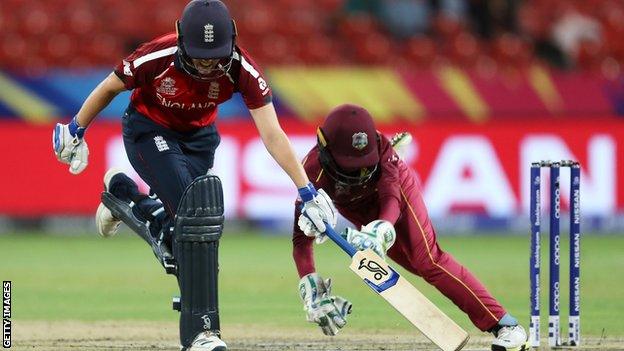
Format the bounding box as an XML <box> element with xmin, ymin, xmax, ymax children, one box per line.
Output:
<box><xmin>52</xmin><ymin>72</ymin><xmax>126</xmax><ymax>174</ymax></box>
<box><xmin>249</xmin><ymin>102</ymin><xmax>309</xmax><ymax>187</ymax></box>
<box><xmin>74</xmin><ymin>72</ymin><xmax>126</xmax><ymax>128</ymax></box>
<box><xmin>250</xmin><ymin>103</ymin><xmax>337</xmax><ymax>234</ymax></box>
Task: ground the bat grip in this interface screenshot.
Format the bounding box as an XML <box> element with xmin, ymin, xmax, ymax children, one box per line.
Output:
<box><xmin>324</xmin><ymin>223</ymin><xmax>357</xmax><ymax>257</ymax></box>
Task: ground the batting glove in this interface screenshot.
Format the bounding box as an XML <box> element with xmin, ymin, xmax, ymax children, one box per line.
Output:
<box><xmin>53</xmin><ymin>116</ymin><xmax>89</xmax><ymax>174</ymax></box>
<box><xmin>297</xmin><ymin>183</ymin><xmax>337</xmax><ymax>244</ymax></box>
<box><xmin>299</xmin><ymin>273</ymin><xmax>352</xmax><ymax>336</ymax></box>
<box><xmin>343</xmin><ymin>220</ymin><xmax>396</xmax><ymax>259</ymax></box>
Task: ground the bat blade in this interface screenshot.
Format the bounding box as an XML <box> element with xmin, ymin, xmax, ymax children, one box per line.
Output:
<box><xmin>350</xmin><ymin>249</ymin><xmax>470</xmax><ymax>351</ymax></box>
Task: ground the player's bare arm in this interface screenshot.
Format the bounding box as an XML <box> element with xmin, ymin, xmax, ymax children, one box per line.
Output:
<box><xmin>250</xmin><ymin>102</ymin><xmax>337</xmax><ymax>234</ymax></box>
<box><xmin>52</xmin><ymin>72</ymin><xmax>126</xmax><ymax>175</ymax></box>
<box><xmin>75</xmin><ymin>72</ymin><xmax>126</xmax><ymax>127</ymax></box>
<box><xmin>249</xmin><ymin>102</ymin><xmax>309</xmax><ymax>188</ymax></box>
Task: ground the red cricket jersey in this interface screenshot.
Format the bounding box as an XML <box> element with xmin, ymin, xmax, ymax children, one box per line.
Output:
<box><xmin>113</xmin><ymin>33</ymin><xmax>272</xmax><ymax>132</ymax></box>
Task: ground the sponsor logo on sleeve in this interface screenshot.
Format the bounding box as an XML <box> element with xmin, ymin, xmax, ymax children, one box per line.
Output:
<box><xmin>123</xmin><ymin>60</ymin><xmax>133</xmax><ymax>76</ymax></box>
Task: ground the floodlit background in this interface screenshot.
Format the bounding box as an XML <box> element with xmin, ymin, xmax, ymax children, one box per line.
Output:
<box><xmin>1</xmin><ymin>0</ymin><xmax>623</xmax><ymax>349</ymax></box>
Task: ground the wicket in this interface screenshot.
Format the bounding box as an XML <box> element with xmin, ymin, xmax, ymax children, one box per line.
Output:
<box><xmin>529</xmin><ymin>160</ymin><xmax>581</xmax><ymax>348</ymax></box>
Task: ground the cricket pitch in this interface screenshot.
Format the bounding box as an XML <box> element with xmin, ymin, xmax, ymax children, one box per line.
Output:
<box><xmin>10</xmin><ymin>321</ymin><xmax>623</xmax><ymax>351</ymax></box>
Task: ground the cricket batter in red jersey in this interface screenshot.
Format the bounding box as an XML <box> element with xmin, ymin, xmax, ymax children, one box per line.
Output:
<box><xmin>52</xmin><ymin>1</ymin><xmax>335</xmax><ymax>350</ymax></box>
<box><xmin>293</xmin><ymin>104</ymin><xmax>529</xmax><ymax>351</ymax></box>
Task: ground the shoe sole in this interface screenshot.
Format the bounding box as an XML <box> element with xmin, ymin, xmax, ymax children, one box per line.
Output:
<box><xmin>492</xmin><ymin>343</ymin><xmax>529</xmax><ymax>351</ymax></box>
<box><xmin>95</xmin><ymin>203</ymin><xmax>121</xmax><ymax>237</ymax></box>
<box><xmin>96</xmin><ymin>168</ymin><xmax>126</xmax><ymax>237</ymax></box>
<box><xmin>186</xmin><ymin>345</ymin><xmax>226</xmax><ymax>351</ymax></box>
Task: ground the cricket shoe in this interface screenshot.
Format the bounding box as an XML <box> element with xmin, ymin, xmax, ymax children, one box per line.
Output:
<box><xmin>491</xmin><ymin>325</ymin><xmax>529</xmax><ymax>351</ymax></box>
<box><xmin>95</xmin><ymin>168</ymin><xmax>126</xmax><ymax>237</ymax></box>
<box><xmin>187</xmin><ymin>331</ymin><xmax>227</xmax><ymax>351</ymax></box>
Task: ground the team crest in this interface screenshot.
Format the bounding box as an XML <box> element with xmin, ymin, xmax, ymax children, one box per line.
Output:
<box><xmin>352</xmin><ymin>132</ymin><xmax>368</xmax><ymax>150</ymax></box>
<box><xmin>156</xmin><ymin>77</ymin><xmax>178</xmax><ymax>95</ymax></box>
<box><xmin>204</xmin><ymin>24</ymin><xmax>214</xmax><ymax>43</ymax></box>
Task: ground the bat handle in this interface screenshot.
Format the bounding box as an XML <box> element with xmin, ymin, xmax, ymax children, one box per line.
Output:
<box><xmin>324</xmin><ymin>223</ymin><xmax>357</xmax><ymax>257</ymax></box>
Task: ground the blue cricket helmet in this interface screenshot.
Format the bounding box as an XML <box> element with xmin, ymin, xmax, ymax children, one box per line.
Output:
<box><xmin>176</xmin><ymin>0</ymin><xmax>237</xmax><ymax>80</ymax></box>
<box><xmin>178</xmin><ymin>0</ymin><xmax>236</xmax><ymax>59</ymax></box>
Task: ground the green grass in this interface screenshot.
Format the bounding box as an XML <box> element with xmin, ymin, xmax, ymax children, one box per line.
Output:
<box><xmin>1</xmin><ymin>231</ymin><xmax>622</xmax><ymax>337</ymax></box>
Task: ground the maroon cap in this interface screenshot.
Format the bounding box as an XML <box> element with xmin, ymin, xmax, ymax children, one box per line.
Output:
<box><xmin>319</xmin><ymin>104</ymin><xmax>379</xmax><ymax>170</ymax></box>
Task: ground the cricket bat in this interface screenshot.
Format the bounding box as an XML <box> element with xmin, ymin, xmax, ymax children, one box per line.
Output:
<box><xmin>324</xmin><ymin>225</ymin><xmax>470</xmax><ymax>351</ymax></box>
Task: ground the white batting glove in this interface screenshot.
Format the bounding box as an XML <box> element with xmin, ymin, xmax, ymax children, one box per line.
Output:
<box><xmin>343</xmin><ymin>220</ymin><xmax>396</xmax><ymax>259</ymax></box>
<box><xmin>298</xmin><ymin>215</ymin><xmax>323</xmax><ymax>243</ymax></box>
<box><xmin>298</xmin><ymin>273</ymin><xmax>352</xmax><ymax>336</ymax></box>
<box><xmin>297</xmin><ymin>183</ymin><xmax>337</xmax><ymax>244</ymax></box>
<box><xmin>53</xmin><ymin>116</ymin><xmax>89</xmax><ymax>174</ymax></box>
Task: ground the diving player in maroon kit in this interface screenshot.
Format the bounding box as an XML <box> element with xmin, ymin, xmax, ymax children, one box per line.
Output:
<box><xmin>52</xmin><ymin>1</ymin><xmax>335</xmax><ymax>350</ymax></box>
<box><xmin>293</xmin><ymin>104</ymin><xmax>529</xmax><ymax>351</ymax></box>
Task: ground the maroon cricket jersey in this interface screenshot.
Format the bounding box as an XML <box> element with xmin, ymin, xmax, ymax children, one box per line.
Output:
<box><xmin>293</xmin><ymin>136</ymin><xmax>507</xmax><ymax>331</ymax></box>
<box><xmin>113</xmin><ymin>33</ymin><xmax>272</xmax><ymax>132</ymax></box>
<box><xmin>292</xmin><ymin>137</ymin><xmax>507</xmax><ymax>331</ymax></box>
<box><xmin>292</xmin><ymin>134</ymin><xmax>413</xmax><ymax>276</ymax></box>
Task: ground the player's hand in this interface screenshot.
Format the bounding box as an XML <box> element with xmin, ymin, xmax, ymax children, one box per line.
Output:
<box><xmin>297</xmin><ymin>183</ymin><xmax>337</xmax><ymax>243</ymax></box>
<box><xmin>53</xmin><ymin>116</ymin><xmax>89</xmax><ymax>174</ymax></box>
<box><xmin>298</xmin><ymin>273</ymin><xmax>352</xmax><ymax>336</ymax></box>
<box><xmin>343</xmin><ymin>220</ymin><xmax>396</xmax><ymax>258</ymax></box>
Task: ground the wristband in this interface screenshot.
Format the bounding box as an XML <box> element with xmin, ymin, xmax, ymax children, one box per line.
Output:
<box><xmin>68</xmin><ymin>116</ymin><xmax>87</xmax><ymax>139</ymax></box>
<box><xmin>298</xmin><ymin>182</ymin><xmax>318</xmax><ymax>202</ymax></box>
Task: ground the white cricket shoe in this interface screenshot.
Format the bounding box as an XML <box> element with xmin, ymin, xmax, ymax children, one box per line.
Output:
<box><xmin>491</xmin><ymin>325</ymin><xmax>529</xmax><ymax>351</ymax></box>
<box><xmin>95</xmin><ymin>168</ymin><xmax>125</xmax><ymax>237</ymax></box>
<box><xmin>187</xmin><ymin>331</ymin><xmax>227</xmax><ymax>351</ymax></box>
